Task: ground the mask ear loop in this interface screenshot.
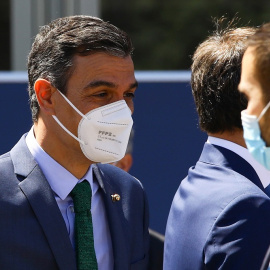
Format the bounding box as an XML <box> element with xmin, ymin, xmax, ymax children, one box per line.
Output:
<box><xmin>52</xmin><ymin>115</ymin><xmax>86</xmax><ymax>145</ymax></box>
<box><xmin>258</xmin><ymin>101</ymin><xmax>270</xmax><ymax>122</ymax></box>
<box><xmin>57</xmin><ymin>90</ymin><xmax>88</xmax><ymax>120</ymax></box>
<box><xmin>52</xmin><ymin>90</ymin><xmax>87</xmax><ymax>145</ymax></box>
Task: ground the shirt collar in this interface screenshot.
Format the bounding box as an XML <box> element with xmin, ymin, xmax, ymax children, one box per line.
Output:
<box><xmin>25</xmin><ymin>126</ymin><xmax>99</xmax><ymax>200</ymax></box>
<box><xmin>207</xmin><ymin>136</ymin><xmax>270</xmax><ymax>188</ymax></box>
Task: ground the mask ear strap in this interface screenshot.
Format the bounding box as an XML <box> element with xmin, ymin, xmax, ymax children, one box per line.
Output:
<box><xmin>258</xmin><ymin>101</ymin><xmax>270</xmax><ymax>122</ymax></box>
<box><xmin>58</xmin><ymin>90</ymin><xmax>88</xmax><ymax>120</ymax></box>
<box><xmin>52</xmin><ymin>115</ymin><xmax>86</xmax><ymax>145</ymax></box>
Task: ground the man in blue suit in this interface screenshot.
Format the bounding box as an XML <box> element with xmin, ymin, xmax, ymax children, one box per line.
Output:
<box><xmin>164</xmin><ymin>24</ymin><xmax>270</xmax><ymax>269</ymax></box>
<box><xmin>238</xmin><ymin>23</ymin><xmax>270</xmax><ymax>270</ymax></box>
<box><xmin>0</xmin><ymin>16</ymin><xmax>149</xmax><ymax>269</ymax></box>
<box><xmin>239</xmin><ymin>23</ymin><xmax>270</xmax><ymax>172</ymax></box>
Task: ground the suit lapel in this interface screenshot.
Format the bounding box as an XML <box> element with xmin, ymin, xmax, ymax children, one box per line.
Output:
<box><xmin>200</xmin><ymin>143</ymin><xmax>264</xmax><ymax>190</ymax></box>
<box><xmin>92</xmin><ymin>165</ymin><xmax>129</xmax><ymax>269</ymax></box>
<box><xmin>264</xmin><ymin>184</ymin><xmax>270</xmax><ymax>197</ymax></box>
<box><xmin>10</xmin><ymin>135</ymin><xmax>77</xmax><ymax>270</ymax></box>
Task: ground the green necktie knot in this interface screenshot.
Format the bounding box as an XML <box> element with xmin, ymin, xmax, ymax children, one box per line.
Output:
<box><xmin>70</xmin><ymin>181</ymin><xmax>91</xmax><ymax>213</ymax></box>
<box><xmin>70</xmin><ymin>180</ymin><xmax>98</xmax><ymax>270</ymax></box>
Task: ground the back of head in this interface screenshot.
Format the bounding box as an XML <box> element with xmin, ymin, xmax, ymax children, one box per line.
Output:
<box><xmin>28</xmin><ymin>15</ymin><xmax>133</xmax><ymax>121</ymax></box>
<box><xmin>247</xmin><ymin>23</ymin><xmax>270</xmax><ymax>101</ymax></box>
<box><xmin>191</xmin><ymin>20</ymin><xmax>255</xmax><ymax>134</ymax></box>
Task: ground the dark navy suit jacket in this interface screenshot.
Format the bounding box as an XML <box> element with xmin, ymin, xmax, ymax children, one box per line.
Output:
<box><xmin>0</xmin><ymin>134</ymin><xmax>149</xmax><ymax>270</ymax></box>
<box><xmin>164</xmin><ymin>143</ymin><xmax>270</xmax><ymax>270</ymax></box>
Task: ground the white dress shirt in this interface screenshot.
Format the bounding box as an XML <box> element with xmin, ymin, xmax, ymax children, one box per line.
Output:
<box><xmin>26</xmin><ymin>127</ymin><xmax>113</xmax><ymax>270</ymax></box>
<box><xmin>207</xmin><ymin>136</ymin><xmax>270</xmax><ymax>189</ymax></box>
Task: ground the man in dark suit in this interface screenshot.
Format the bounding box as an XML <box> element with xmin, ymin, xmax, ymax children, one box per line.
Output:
<box><xmin>0</xmin><ymin>15</ymin><xmax>149</xmax><ymax>270</ymax></box>
<box><xmin>239</xmin><ymin>23</ymin><xmax>270</xmax><ymax>172</ymax></box>
<box><xmin>238</xmin><ymin>22</ymin><xmax>270</xmax><ymax>270</ymax></box>
<box><xmin>164</xmin><ymin>23</ymin><xmax>270</xmax><ymax>269</ymax></box>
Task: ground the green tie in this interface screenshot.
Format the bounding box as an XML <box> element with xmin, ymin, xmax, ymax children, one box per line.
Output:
<box><xmin>70</xmin><ymin>181</ymin><xmax>98</xmax><ymax>270</ymax></box>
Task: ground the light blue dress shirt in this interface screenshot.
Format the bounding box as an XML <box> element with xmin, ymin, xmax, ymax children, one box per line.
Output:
<box><xmin>26</xmin><ymin>127</ymin><xmax>113</xmax><ymax>270</ymax></box>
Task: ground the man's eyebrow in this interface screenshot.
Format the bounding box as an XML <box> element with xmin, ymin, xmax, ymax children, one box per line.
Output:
<box><xmin>129</xmin><ymin>81</ymin><xmax>138</xmax><ymax>90</ymax></box>
<box><xmin>85</xmin><ymin>80</ymin><xmax>116</xmax><ymax>89</ymax></box>
<box><xmin>84</xmin><ymin>80</ymin><xmax>138</xmax><ymax>90</ymax></box>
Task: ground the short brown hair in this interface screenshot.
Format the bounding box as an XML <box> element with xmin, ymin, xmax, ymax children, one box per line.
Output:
<box><xmin>247</xmin><ymin>23</ymin><xmax>270</xmax><ymax>101</ymax></box>
<box><xmin>191</xmin><ymin>24</ymin><xmax>255</xmax><ymax>133</ymax></box>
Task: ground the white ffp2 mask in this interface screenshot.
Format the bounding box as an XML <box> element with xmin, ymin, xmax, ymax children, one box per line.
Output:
<box><xmin>52</xmin><ymin>90</ymin><xmax>133</xmax><ymax>164</ymax></box>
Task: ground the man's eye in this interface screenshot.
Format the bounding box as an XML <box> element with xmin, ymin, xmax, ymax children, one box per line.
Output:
<box><xmin>94</xmin><ymin>92</ymin><xmax>107</xmax><ymax>97</ymax></box>
<box><xmin>124</xmin><ymin>92</ymin><xmax>135</xmax><ymax>99</ymax></box>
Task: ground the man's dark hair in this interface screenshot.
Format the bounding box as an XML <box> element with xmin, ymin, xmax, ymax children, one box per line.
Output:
<box><xmin>28</xmin><ymin>15</ymin><xmax>134</xmax><ymax>121</ymax></box>
<box><xmin>246</xmin><ymin>23</ymin><xmax>270</xmax><ymax>101</ymax></box>
<box><xmin>191</xmin><ymin>21</ymin><xmax>255</xmax><ymax>133</ymax></box>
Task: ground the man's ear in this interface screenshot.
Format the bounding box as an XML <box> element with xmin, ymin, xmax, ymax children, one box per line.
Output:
<box><xmin>34</xmin><ymin>79</ymin><xmax>56</xmax><ymax>115</ymax></box>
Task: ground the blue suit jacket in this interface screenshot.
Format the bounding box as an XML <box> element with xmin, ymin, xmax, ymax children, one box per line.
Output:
<box><xmin>164</xmin><ymin>143</ymin><xmax>270</xmax><ymax>270</ymax></box>
<box><xmin>0</xmin><ymin>134</ymin><xmax>149</xmax><ymax>270</ymax></box>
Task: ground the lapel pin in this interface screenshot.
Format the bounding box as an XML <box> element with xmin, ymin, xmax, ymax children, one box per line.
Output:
<box><xmin>111</xmin><ymin>194</ymin><xmax>121</xmax><ymax>202</ymax></box>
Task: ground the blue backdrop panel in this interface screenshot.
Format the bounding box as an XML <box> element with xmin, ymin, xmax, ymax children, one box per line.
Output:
<box><xmin>0</xmin><ymin>83</ymin><xmax>32</xmax><ymax>154</ymax></box>
<box><xmin>0</xmin><ymin>74</ymin><xmax>207</xmax><ymax>235</ymax></box>
<box><xmin>130</xmin><ymin>82</ymin><xmax>206</xmax><ymax>234</ymax></box>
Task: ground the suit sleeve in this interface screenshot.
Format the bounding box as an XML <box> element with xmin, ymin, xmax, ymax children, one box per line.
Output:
<box><xmin>204</xmin><ymin>192</ymin><xmax>270</xmax><ymax>270</ymax></box>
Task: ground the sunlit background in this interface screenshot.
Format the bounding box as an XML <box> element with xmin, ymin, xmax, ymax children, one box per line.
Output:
<box><xmin>1</xmin><ymin>0</ymin><xmax>270</xmax><ymax>70</ymax></box>
<box><xmin>1</xmin><ymin>0</ymin><xmax>269</xmax><ymax>234</ymax></box>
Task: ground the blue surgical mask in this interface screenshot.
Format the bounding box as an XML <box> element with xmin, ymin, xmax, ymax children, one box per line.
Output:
<box><xmin>241</xmin><ymin>101</ymin><xmax>270</xmax><ymax>170</ymax></box>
